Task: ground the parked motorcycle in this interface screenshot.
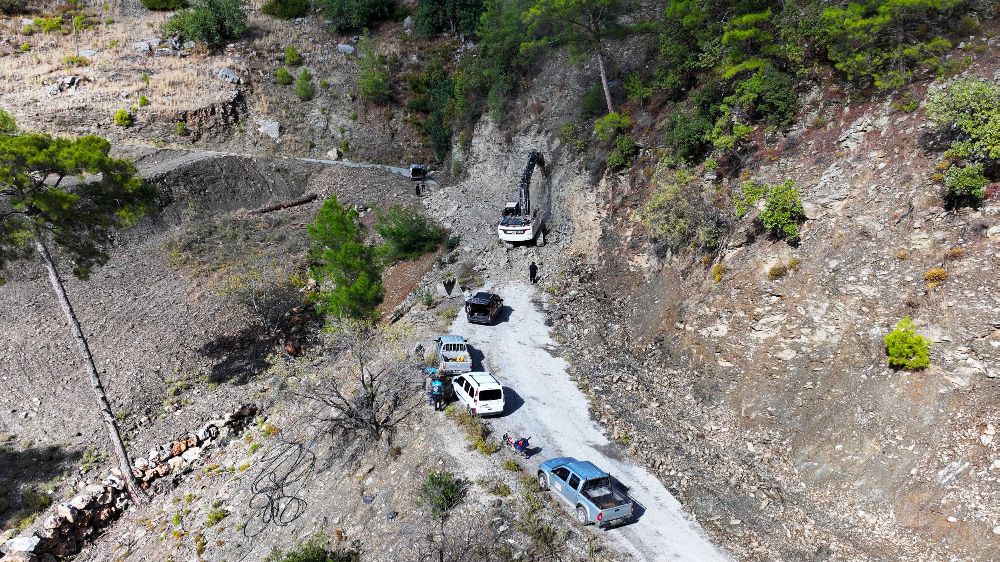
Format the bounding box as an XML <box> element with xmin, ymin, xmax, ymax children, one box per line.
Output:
<box><xmin>503</xmin><ymin>433</ymin><xmax>531</xmax><ymax>459</ymax></box>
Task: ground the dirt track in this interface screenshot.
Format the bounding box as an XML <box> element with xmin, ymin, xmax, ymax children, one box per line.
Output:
<box><xmin>450</xmin><ymin>283</ymin><xmax>730</xmax><ymax>561</ymax></box>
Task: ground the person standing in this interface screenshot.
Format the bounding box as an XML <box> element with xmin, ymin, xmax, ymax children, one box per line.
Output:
<box><xmin>528</xmin><ymin>261</ymin><xmax>538</xmax><ymax>284</ymax></box>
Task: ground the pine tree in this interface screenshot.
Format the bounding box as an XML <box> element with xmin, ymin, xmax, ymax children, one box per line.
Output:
<box><xmin>0</xmin><ymin>129</ymin><xmax>156</xmax><ymax>502</ymax></box>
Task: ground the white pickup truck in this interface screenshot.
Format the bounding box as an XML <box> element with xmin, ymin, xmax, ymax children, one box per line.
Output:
<box><xmin>435</xmin><ymin>335</ymin><xmax>472</xmax><ymax>375</ymax></box>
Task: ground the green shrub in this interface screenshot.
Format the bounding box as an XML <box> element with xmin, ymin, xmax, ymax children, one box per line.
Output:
<box><xmin>33</xmin><ymin>16</ymin><xmax>63</xmax><ymax>33</ymax></box>
<box><xmin>275</xmin><ymin>66</ymin><xmax>293</xmax><ymax>85</ymax></box>
<box><xmin>141</xmin><ymin>0</ymin><xmax>187</xmax><ymax>10</ymax></box>
<box><xmin>944</xmin><ymin>163</ymin><xmax>988</xmax><ymax>204</ymax></box>
<box><xmin>206</xmin><ymin>502</ymin><xmax>228</xmax><ymax>526</ymax></box>
<box><xmin>759</xmin><ymin>179</ymin><xmax>804</xmax><ymax>239</ymax></box>
<box><xmin>294</xmin><ymin>68</ymin><xmax>315</xmax><ymax>101</ymax></box>
<box><xmin>419</xmin><ymin>470</ymin><xmax>463</xmax><ymax>521</ymax></box>
<box><xmin>161</xmin><ymin>0</ymin><xmax>247</xmax><ymax>49</ymax></box>
<box><xmin>308</xmin><ymin>196</ymin><xmax>383</xmax><ymax>321</ymax></box>
<box><xmin>357</xmin><ymin>36</ymin><xmax>390</xmax><ymax>104</ymax></box>
<box><xmin>284</xmin><ymin>45</ymin><xmax>302</xmax><ymax>66</ymax></box>
<box><xmin>320</xmin><ymin>79</ymin><xmax>330</xmax><ymax>90</ymax></box>
<box><xmin>729</xmin><ymin>65</ymin><xmax>796</xmax><ymax>126</ymax></box>
<box><xmin>63</xmin><ymin>55</ymin><xmax>90</xmax><ymax>67</ymax></box>
<box><xmin>556</xmin><ymin>122</ymin><xmax>586</xmax><ymax>153</ymax></box>
<box><xmin>175</xmin><ymin>121</ymin><xmax>188</xmax><ymax>136</ymax></box>
<box><xmin>0</xmin><ymin>109</ymin><xmax>16</xmax><ymax>135</ymax></box>
<box><xmin>0</xmin><ymin>0</ymin><xmax>25</xmax><ymax>14</ymax></box>
<box><xmin>733</xmin><ymin>180</ymin><xmax>766</xmax><ymax>218</ymax></box>
<box><xmin>663</xmin><ymin>112</ymin><xmax>712</xmax><ymax>164</ymax></box>
<box><xmin>19</xmin><ymin>42</ymin><xmax>30</xmax><ymax>52</ymax></box>
<box><xmin>318</xmin><ymin>0</ymin><xmax>395</xmax><ymax>33</ymax></box>
<box><xmin>414</xmin><ymin>0</ymin><xmax>483</xmax><ymax>38</ymax></box>
<box><xmin>114</xmin><ymin>109</ymin><xmax>133</xmax><ymax>127</ymax></box>
<box><xmin>606</xmin><ymin>134</ymin><xmax>639</xmax><ymax>171</ymax></box>
<box><xmin>594</xmin><ymin>112</ymin><xmax>631</xmax><ymax>143</ymax></box>
<box><xmin>261</xmin><ymin>0</ymin><xmax>308</xmax><ymax>19</ymax></box>
<box><xmin>892</xmin><ymin>91</ymin><xmax>920</xmax><ymax>113</ymax></box>
<box><xmin>927</xmin><ymin>79</ymin><xmax>1000</xmax><ymax>160</ymax></box>
<box><xmin>374</xmin><ymin>205</ymin><xmax>446</xmax><ymax>262</ymax></box>
<box><xmin>580</xmin><ymin>83</ymin><xmax>604</xmax><ymax>119</ymax></box>
<box><xmin>638</xmin><ymin>163</ymin><xmax>727</xmax><ymax>255</ymax></box>
<box><xmin>138</xmin><ymin>95</ymin><xmax>151</xmax><ymax>107</ymax></box>
<box><xmin>884</xmin><ymin>317</ymin><xmax>931</xmax><ymax>371</ymax></box>
<box><xmin>265</xmin><ymin>534</ymin><xmax>358</xmax><ymax>562</ymax></box>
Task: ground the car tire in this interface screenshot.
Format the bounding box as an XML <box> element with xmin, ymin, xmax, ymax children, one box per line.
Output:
<box><xmin>537</xmin><ymin>472</ymin><xmax>548</xmax><ymax>491</ymax></box>
<box><xmin>576</xmin><ymin>506</ymin><xmax>589</xmax><ymax>526</ymax></box>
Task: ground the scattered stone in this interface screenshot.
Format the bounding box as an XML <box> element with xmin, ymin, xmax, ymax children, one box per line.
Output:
<box><xmin>77</xmin><ymin>49</ymin><xmax>97</xmax><ymax>58</ymax></box>
<box><xmin>2</xmin><ymin>535</ymin><xmax>40</xmax><ymax>554</ymax></box>
<box><xmin>326</xmin><ymin>148</ymin><xmax>342</xmax><ymax>161</ymax></box>
<box><xmin>257</xmin><ymin>119</ymin><xmax>281</xmax><ymax>140</ymax></box>
<box><xmin>181</xmin><ymin>446</ymin><xmax>202</xmax><ymax>462</ymax></box>
<box><xmin>337</xmin><ymin>44</ymin><xmax>355</xmax><ymax>55</ymax></box>
<box><xmin>402</xmin><ymin>16</ymin><xmax>414</xmax><ymax>31</ymax></box>
<box><xmin>154</xmin><ymin>48</ymin><xmax>173</xmax><ymax>57</ymax></box>
<box><xmin>217</xmin><ymin>68</ymin><xmax>240</xmax><ymax>84</ymax></box>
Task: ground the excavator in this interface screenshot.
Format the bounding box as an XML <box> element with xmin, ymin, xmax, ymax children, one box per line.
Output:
<box><xmin>497</xmin><ymin>151</ymin><xmax>546</xmax><ymax>246</ymax></box>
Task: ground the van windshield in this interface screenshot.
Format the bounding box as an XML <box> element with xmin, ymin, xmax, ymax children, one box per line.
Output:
<box><xmin>479</xmin><ymin>388</ymin><xmax>502</xmax><ymax>401</ymax></box>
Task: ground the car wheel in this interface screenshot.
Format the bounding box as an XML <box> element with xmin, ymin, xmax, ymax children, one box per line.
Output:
<box><xmin>537</xmin><ymin>473</ymin><xmax>548</xmax><ymax>491</ymax></box>
<box><xmin>576</xmin><ymin>506</ymin><xmax>589</xmax><ymax>526</ymax></box>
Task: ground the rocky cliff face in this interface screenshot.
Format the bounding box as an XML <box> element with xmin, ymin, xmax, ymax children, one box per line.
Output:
<box><xmin>531</xmin><ymin>57</ymin><xmax>1000</xmax><ymax>562</ymax></box>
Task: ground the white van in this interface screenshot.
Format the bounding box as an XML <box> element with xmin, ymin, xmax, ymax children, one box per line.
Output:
<box><xmin>452</xmin><ymin>372</ymin><xmax>505</xmax><ymax>416</ymax></box>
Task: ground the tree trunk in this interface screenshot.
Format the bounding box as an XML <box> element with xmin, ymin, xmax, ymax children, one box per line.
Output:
<box><xmin>35</xmin><ymin>239</ymin><xmax>149</xmax><ymax>504</ymax></box>
<box><xmin>596</xmin><ymin>47</ymin><xmax>614</xmax><ymax>115</ymax></box>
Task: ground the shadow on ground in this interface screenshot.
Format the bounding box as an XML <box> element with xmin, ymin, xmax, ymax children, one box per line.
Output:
<box><xmin>0</xmin><ymin>442</ymin><xmax>81</xmax><ymax>530</ymax></box>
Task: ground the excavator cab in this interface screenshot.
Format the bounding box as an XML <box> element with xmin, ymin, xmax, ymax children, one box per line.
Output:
<box><xmin>497</xmin><ymin>152</ymin><xmax>546</xmax><ymax>245</ymax></box>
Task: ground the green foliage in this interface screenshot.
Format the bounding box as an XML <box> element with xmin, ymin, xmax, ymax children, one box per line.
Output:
<box><xmin>729</xmin><ymin>65</ymin><xmax>796</xmax><ymax>126</ymax></box>
<box><xmin>0</xmin><ymin>133</ymin><xmax>155</xmax><ymax>282</ymax></box>
<box><xmin>265</xmin><ymin>534</ymin><xmax>358</xmax><ymax>562</ymax></box>
<box><xmin>284</xmin><ymin>45</ymin><xmax>302</xmax><ymax>66</ymax></box>
<box><xmin>307</xmin><ymin>196</ymin><xmax>383</xmax><ymax>321</ymax></box>
<box><xmin>884</xmin><ymin>317</ymin><xmax>931</xmax><ymax>370</ymax></box>
<box><xmin>357</xmin><ymin>36</ymin><xmax>391</xmax><ymax>104</ymax></box>
<box><xmin>624</xmin><ymin>73</ymin><xmax>653</xmax><ymax>103</ymax></box>
<box><xmin>759</xmin><ymin>179</ymin><xmax>804</xmax><ymax>239</ymax></box>
<box><xmin>593</xmin><ymin>112</ymin><xmax>631</xmax><ymax>143</ymax></box>
<box><xmin>318</xmin><ymin>0</ymin><xmax>395</xmax><ymax>33</ymax></box>
<box><xmin>404</xmin><ymin>55</ymin><xmax>455</xmax><ymax>161</ymax></box>
<box><xmin>944</xmin><ymin>163</ymin><xmax>987</xmax><ymax>204</ymax></box>
<box><xmin>414</xmin><ymin>0</ymin><xmax>483</xmax><ymax>37</ymax></box>
<box><xmin>733</xmin><ymin>179</ymin><xmax>766</xmax><ymax>218</ymax></box>
<box><xmin>262</xmin><ymin>0</ymin><xmax>308</xmax><ymax>19</ymax></box>
<box><xmin>138</xmin><ymin>95</ymin><xmax>151</xmax><ymax>107</ymax></box>
<box><xmin>638</xmin><ymin>162</ymin><xmax>727</xmax><ymax>255</ymax></box>
<box><xmin>0</xmin><ymin>109</ymin><xmax>16</xmax><ymax>135</ymax></box>
<box><xmin>142</xmin><ymin>0</ymin><xmax>187</xmax><ymax>10</ymax></box>
<box><xmin>0</xmin><ymin>0</ymin><xmax>25</xmax><ymax>14</ymax></box>
<box><xmin>820</xmin><ymin>0</ymin><xmax>967</xmax><ymax>90</ymax></box>
<box><xmin>161</xmin><ymin>0</ymin><xmax>247</xmax><ymax>49</ymax></box>
<box><xmin>927</xmin><ymin>79</ymin><xmax>1000</xmax><ymax>160</ymax></box>
<box><xmin>114</xmin><ymin>109</ymin><xmax>133</xmax><ymax>127</ymax></box>
<box><xmin>451</xmin><ymin>0</ymin><xmax>532</xmax><ymax>123</ymax></box>
<box><xmin>419</xmin><ymin>470</ymin><xmax>463</xmax><ymax>521</ymax></box>
<box><xmin>892</xmin><ymin>91</ymin><xmax>920</xmax><ymax>113</ymax></box>
<box><xmin>34</xmin><ymin>16</ymin><xmax>64</xmax><ymax>33</ymax></box>
<box><xmin>606</xmin><ymin>134</ymin><xmax>638</xmax><ymax>171</ymax></box>
<box><xmin>295</xmin><ymin>68</ymin><xmax>315</xmax><ymax>101</ymax></box>
<box><xmin>662</xmin><ymin>111</ymin><xmax>712</xmax><ymax>164</ymax></box>
<box><xmin>206</xmin><ymin>502</ymin><xmax>228</xmax><ymax>526</ymax></box>
<box><xmin>556</xmin><ymin>122</ymin><xmax>586</xmax><ymax>153</ymax></box>
<box><xmin>275</xmin><ymin>66</ymin><xmax>293</xmax><ymax>85</ymax></box>
<box><xmin>374</xmin><ymin>205</ymin><xmax>447</xmax><ymax>262</ymax></box>
<box><xmin>579</xmin><ymin>83</ymin><xmax>604</xmax><ymax>119</ymax></box>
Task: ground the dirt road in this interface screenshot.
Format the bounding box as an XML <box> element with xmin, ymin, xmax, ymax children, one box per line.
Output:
<box><xmin>450</xmin><ymin>282</ymin><xmax>730</xmax><ymax>562</ymax></box>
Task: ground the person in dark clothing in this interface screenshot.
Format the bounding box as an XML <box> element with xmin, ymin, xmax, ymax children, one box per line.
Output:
<box><xmin>528</xmin><ymin>261</ymin><xmax>538</xmax><ymax>284</ymax></box>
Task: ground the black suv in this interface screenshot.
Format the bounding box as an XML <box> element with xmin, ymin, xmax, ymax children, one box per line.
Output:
<box><xmin>465</xmin><ymin>292</ymin><xmax>503</xmax><ymax>325</ymax></box>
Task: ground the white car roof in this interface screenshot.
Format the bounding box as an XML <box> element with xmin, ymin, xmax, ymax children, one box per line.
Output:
<box><xmin>466</xmin><ymin>371</ymin><xmax>501</xmax><ymax>388</ymax></box>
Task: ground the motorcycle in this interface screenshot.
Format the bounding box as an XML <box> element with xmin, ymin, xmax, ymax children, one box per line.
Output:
<box><xmin>502</xmin><ymin>433</ymin><xmax>531</xmax><ymax>459</ymax></box>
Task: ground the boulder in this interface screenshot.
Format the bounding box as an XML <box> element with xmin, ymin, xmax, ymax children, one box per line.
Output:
<box><xmin>167</xmin><ymin>456</ymin><xmax>185</xmax><ymax>471</ymax></box>
<box><xmin>181</xmin><ymin>446</ymin><xmax>202</xmax><ymax>463</ymax></box>
<box><xmin>69</xmin><ymin>493</ymin><xmax>93</xmax><ymax>511</ymax></box>
<box><xmin>77</xmin><ymin>49</ymin><xmax>97</xmax><ymax>58</ymax></box>
<box><xmin>326</xmin><ymin>148</ymin><xmax>342</xmax><ymax>161</ymax></box>
<box><xmin>217</xmin><ymin>67</ymin><xmax>240</xmax><ymax>84</ymax></box>
<box><xmin>132</xmin><ymin>41</ymin><xmax>152</xmax><ymax>54</ymax></box>
<box><xmin>154</xmin><ymin>48</ymin><xmax>173</xmax><ymax>57</ymax></box>
<box><xmin>402</xmin><ymin>16</ymin><xmax>414</xmax><ymax>31</ymax></box>
<box><xmin>56</xmin><ymin>504</ymin><xmax>78</xmax><ymax>524</ymax></box>
<box><xmin>170</xmin><ymin>440</ymin><xmax>188</xmax><ymax>456</ymax></box>
<box><xmin>987</xmin><ymin>224</ymin><xmax>1000</xmax><ymax>238</ymax></box>
<box><xmin>2</xmin><ymin>535</ymin><xmax>40</xmax><ymax>554</ymax></box>
<box><xmin>257</xmin><ymin>120</ymin><xmax>280</xmax><ymax>140</ymax></box>
<box><xmin>42</xmin><ymin>516</ymin><xmax>62</xmax><ymax>530</ymax></box>
<box><xmin>337</xmin><ymin>44</ymin><xmax>355</xmax><ymax>55</ymax></box>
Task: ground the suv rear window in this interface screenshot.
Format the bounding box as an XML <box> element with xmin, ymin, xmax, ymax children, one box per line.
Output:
<box><xmin>479</xmin><ymin>388</ymin><xmax>502</xmax><ymax>401</ymax></box>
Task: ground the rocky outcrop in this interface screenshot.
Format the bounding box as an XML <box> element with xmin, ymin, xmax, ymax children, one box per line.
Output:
<box><xmin>0</xmin><ymin>405</ymin><xmax>257</xmax><ymax>562</ymax></box>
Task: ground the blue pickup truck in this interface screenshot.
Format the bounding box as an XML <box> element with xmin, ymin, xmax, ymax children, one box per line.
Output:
<box><xmin>537</xmin><ymin>457</ymin><xmax>633</xmax><ymax>528</ymax></box>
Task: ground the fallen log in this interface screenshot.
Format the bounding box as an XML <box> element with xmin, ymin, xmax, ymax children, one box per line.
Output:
<box><xmin>248</xmin><ymin>193</ymin><xmax>319</xmax><ymax>215</ymax></box>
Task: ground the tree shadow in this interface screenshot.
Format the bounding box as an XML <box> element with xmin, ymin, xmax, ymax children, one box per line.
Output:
<box><xmin>0</xmin><ymin>443</ymin><xmax>81</xmax><ymax>529</ymax></box>
<box><xmin>198</xmin><ymin>324</ymin><xmax>277</xmax><ymax>385</ymax></box>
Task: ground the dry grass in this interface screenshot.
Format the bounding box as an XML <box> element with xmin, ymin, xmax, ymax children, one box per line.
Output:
<box><xmin>924</xmin><ymin>267</ymin><xmax>948</xmax><ymax>289</ymax></box>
